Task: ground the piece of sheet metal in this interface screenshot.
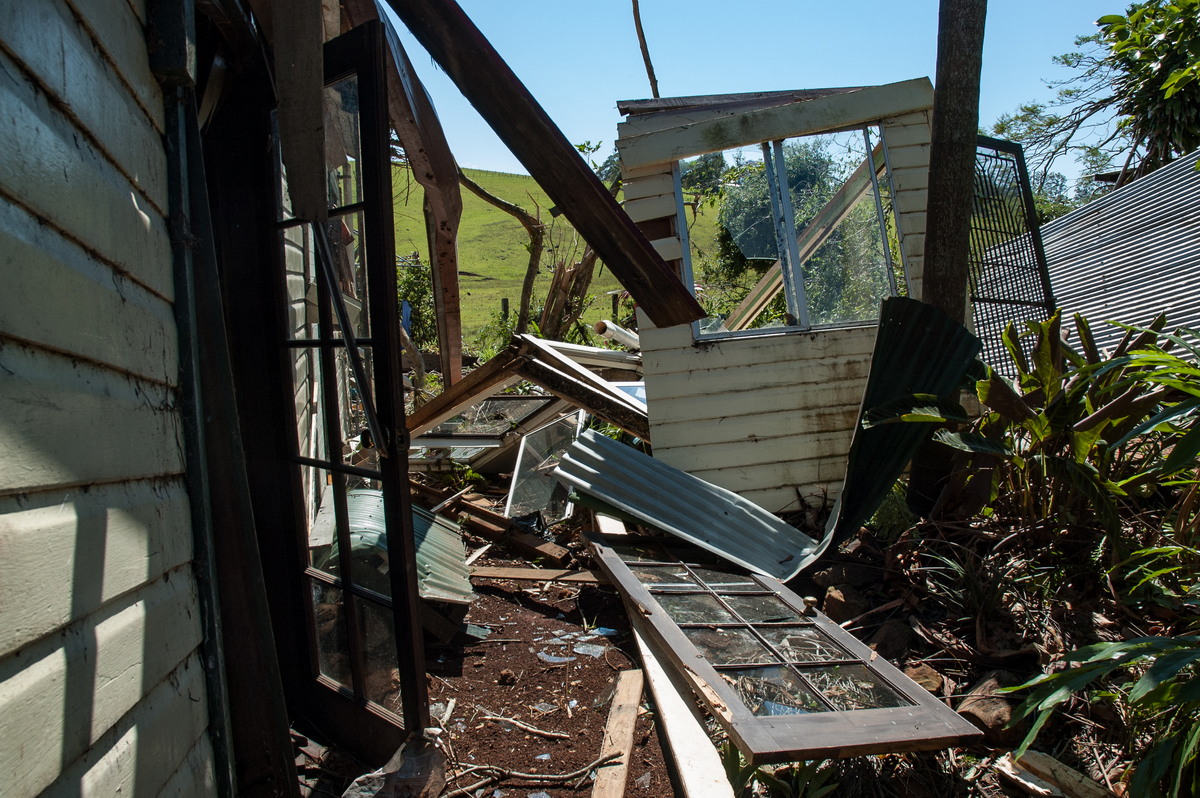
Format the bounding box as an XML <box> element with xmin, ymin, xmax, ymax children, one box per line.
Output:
<box><xmin>554</xmin><ymin>429</ymin><xmax>819</xmax><ymax>581</ymax></box>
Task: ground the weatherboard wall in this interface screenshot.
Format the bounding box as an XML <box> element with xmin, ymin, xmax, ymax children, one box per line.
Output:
<box><xmin>0</xmin><ymin>0</ymin><xmax>215</xmax><ymax>794</ymax></box>
<box><xmin>619</xmin><ymin>89</ymin><xmax>931</xmax><ymax>512</ymax></box>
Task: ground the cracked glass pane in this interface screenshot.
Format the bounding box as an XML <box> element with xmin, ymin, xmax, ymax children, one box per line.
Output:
<box><xmin>804</xmin><ymin>664</ymin><xmax>909</xmax><ymax>710</ymax></box>
<box><xmin>629</xmin><ymin>565</ymin><xmax>698</xmax><ymax>589</ymax></box>
<box><xmin>722</xmin><ymin>594</ymin><xmax>804</xmax><ymax>623</ymax></box>
<box><xmin>758</xmin><ymin>626</ymin><xmax>848</xmax><ymax>662</ymax></box>
<box><xmin>655</xmin><ymin>593</ymin><xmax>736</xmax><ymax>624</ymax></box>
<box><xmin>684</xmin><ymin>627</ymin><xmax>777</xmax><ymax>666</ymax></box>
<box><xmin>725</xmin><ymin>666</ymin><xmax>828</xmax><ymax>716</ymax></box>
<box><xmin>608</xmin><ymin>541</ymin><xmax>671</xmax><ymax>563</ymax></box>
<box><xmin>689</xmin><ymin>567</ymin><xmax>760</xmax><ymax>591</ymax></box>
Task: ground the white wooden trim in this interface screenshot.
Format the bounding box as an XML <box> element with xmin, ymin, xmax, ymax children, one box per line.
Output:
<box><xmin>623</xmin><ymin>193</ymin><xmax>677</xmax><ymax>224</ymax></box>
<box><xmin>618</xmin><ymin>78</ymin><xmax>933</xmax><ymax>169</ymax></box>
<box><xmin>621</xmin><ymin>173</ymin><xmax>675</xmax><ymax>201</ymax></box>
<box><xmin>650</xmin><ymin>236</ymin><xmax>683</xmax><ymax>262</ymax></box>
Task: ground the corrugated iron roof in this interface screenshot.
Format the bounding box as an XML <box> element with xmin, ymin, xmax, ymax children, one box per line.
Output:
<box><xmin>554</xmin><ymin>429</ymin><xmax>820</xmax><ymax>581</ymax></box>
<box><xmin>345</xmin><ymin>489</ymin><xmax>475</xmax><ymax>605</ymax></box>
<box><xmin>1041</xmin><ymin>149</ymin><xmax>1200</xmax><ymax>353</ymax></box>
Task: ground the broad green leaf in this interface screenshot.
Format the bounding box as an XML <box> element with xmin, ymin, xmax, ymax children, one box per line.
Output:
<box><xmin>1163</xmin><ymin>423</ymin><xmax>1200</xmax><ymax>473</ymax></box>
<box><xmin>862</xmin><ymin>394</ymin><xmax>969</xmax><ymax>428</ymax></box>
<box><xmin>934</xmin><ymin>429</ymin><xmax>1014</xmax><ymax>456</ymax></box>
<box><xmin>1130</xmin><ymin>646</ymin><xmax>1200</xmax><ymax>702</ymax></box>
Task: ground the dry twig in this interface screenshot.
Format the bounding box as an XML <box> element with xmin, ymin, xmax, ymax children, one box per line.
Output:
<box><xmin>476</xmin><ymin>706</ymin><xmax>570</xmax><ymax>739</ymax></box>
<box><xmin>441</xmin><ymin>752</ymin><xmax>621</xmax><ymax>798</ymax></box>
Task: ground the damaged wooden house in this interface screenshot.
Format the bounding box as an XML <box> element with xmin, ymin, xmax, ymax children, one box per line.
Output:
<box><xmin>3</xmin><ymin>0</ymin><xmax>1066</xmax><ymax>793</ymax></box>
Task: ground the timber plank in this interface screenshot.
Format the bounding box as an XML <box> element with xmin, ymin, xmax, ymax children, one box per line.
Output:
<box><xmin>592</xmin><ymin>668</ymin><xmax>645</xmax><ymax>798</ymax></box>
<box><xmin>0</xmin><ymin>342</ymin><xmax>183</xmax><ymax>496</ymax></box>
<box><xmin>459</xmin><ymin>514</ymin><xmax>570</xmax><ymax>566</ymax></box>
<box><xmin>0</xmin><ymin>202</ymin><xmax>176</xmax><ymax>386</ymax></box>
<box><xmin>0</xmin><ymin>572</ymin><xmax>204</xmax><ymax>796</ymax></box>
<box><xmin>652</xmin><ymin>401</ymin><xmax>862</xmax><ymax>446</ymax></box>
<box><xmin>4</xmin><ymin>0</ymin><xmax>167</xmax><ymax>213</ymax></box>
<box><xmin>649</xmin><ymin>236</ymin><xmax>683</xmax><ymax>262</ymax></box>
<box><xmin>621</xmin><ymin>173</ymin><xmax>674</xmax><ymax>201</ymax></box>
<box><xmin>632</xmin><ymin>629</ymin><xmax>734</xmax><ymax>798</ymax></box>
<box><xmin>656</xmin><ymin>450</ymin><xmax>852</xmax><ymax>496</ymax></box>
<box><xmin>0</xmin><ymin>50</ymin><xmax>174</xmax><ymax>301</ymax></box>
<box><xmin>640</xmin><ymin>325</ymin><xmax>877</xmax><ymax>374</ymax></box>
<box><xmin>644</xmin><ymin>361</ymin><xmax>872</xmax><ymax>402</ymax></box>
<box><xmin>880</xmin><ymin>120</ymin><xmax>932</xmax><ymax>148</ymax></box>
<box><xmin>0</xmin><ymin>480</ymin><xmax>193</xmax><ymax>653</ymax></box>
<box><xmin>623</xmin><ymin>193</ymin><xmax>676</xmax><ymax>224</ymax></box>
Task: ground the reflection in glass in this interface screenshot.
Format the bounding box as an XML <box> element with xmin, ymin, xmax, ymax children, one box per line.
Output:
<box><xmin>684</xmin><ymin>627</ymin><xmax>777</xmax><ymax>666</ymax></box>
<box><xmin>690</xmin><ymin>567</ymin><xmax>760</xmax><ymax>591</ymax></box>
<box><xmin>723</xmin><ymin>594</ymin><xmax>804</xmax><ymax>623</ymax></box>
<box><xmin>504</xmin><ymin>411</ymin><xmax>583</xmax><ymax>524</ymax></box>
<box><xmin>726</xmin><ymin>666</ymin><xmax>827</xmax><ymax>716</ymax></box>
<box><xmin>326</xmin><ymin>210</ymin><xmax>369</xmax><ymax>338</ymax></box>
<box><xmin>432</xmin><ymin>397</ymin><xmax>555</xmax><ymax>436</ymax></box>
<box><xmin>804</xmin><ymin>664</ymin><xmax>909</xmax><ymax>711</ymax></box>
<box><xmin>758</xmin><ymin>626</ymin><xmax>847</xmax><ymax>662</ymax></box>
<box><xmin>311</xmin><ymin>581</ymin><xmax>352</xmax><ymax>687</ymax></box>
<box><xmin>281</xmin><ymin>224</ymin><xmax>315</xmax><ymax>340</ymax></box>
<box><xmin>609</xmin><ymin>541</ymin><xmax>671</xmax><ymax>563</ymax></box>
<box><xmin>655</xmin><ymin>593</ymin><xmax>736</xmax><ymax>624</ymax></box>
<box><xmin>360</xmin><ymin>598</ymin><xmax>404</xmax><ymax>716</ymax></box>
<box><xmin>629</xmin><ymin>565</ymin><xmax>697</xmax><ymax>589</ymax></box>
<box><xmin>325</xmin><ymin>76</ymin><xmax>363</xmax><ymax>209</ymax></box>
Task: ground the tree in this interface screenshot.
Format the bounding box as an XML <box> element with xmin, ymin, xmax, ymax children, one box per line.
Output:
<box><xmin>993</xmin><ymin>0</ymin><xmax>1200</xmax><ymax>186</ymax></box>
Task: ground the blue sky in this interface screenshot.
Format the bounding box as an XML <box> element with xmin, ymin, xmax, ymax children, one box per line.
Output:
<box><xmin>390</xmin><ymin>1</ymin><xmax>1117</xmax><ymax>176</ymax></box>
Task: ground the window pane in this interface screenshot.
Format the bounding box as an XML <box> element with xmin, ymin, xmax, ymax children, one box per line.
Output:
<box><xmin>325</xmin><ymin>76</ymin><xmax>363</xmax><ymax>209</ymax></box>
<box><xmin>723</xmin><ymin>594</ymin><xmax>804</xmax><ymax>623</ymax></box>
<box><xmin>803</xmin><ymin>664</ymin><xmax>910</xmax><ymax>711</ymax></box>
<box><xmin>282</xmin><ymin>224</ymin><xmax>315</xmax><ymax>341</ymax></box>
<box><xmin>361</xmin><ymin>598</ymin><xmax>405</xmax><ymax>716</ymax></box>
<box><xmin>431</xmin><ymin>396</ymin><xmax>555</xmax><ymax>436</ymax></box>
<box><xmin>689</xmin><ymin>566</ymin><xmax>760</xmax><ymax>591</ymax></box>
<box><xmin>504</xmin><ymin>411</ymin><xmax>582</xmax><ymax>524</ymax></box>
<box><xmin>654</xmin><ymin>593</ymin><xmax>736</xmax><ymax>624</ymax></box>
<box><xmin>726</xmin><ymin>666</ymin><xmax>828</xmax><ymax>716</ymax></box>
<box><xmin>758</xmin><ymin>626</ymin><xmax>848</xmax><ymax>662</ymax></box>
<box><xmin>311</xmin><ymin>581</ymin><xmax>352</xmax><ymax>688</ymax></box>
<box><xmin>326</xmin><ymin>209</ymin><xmax>370</xmax><ymax>339</ymax></box>
<box><xmin>629</xmin><ymin>565</ymin><xmax>698</xmax><ymax>589</ymax></box>
<box><xmin>683</xmin><ymin>627</ymin><xmax>777</xmax><ymax>666</ymax></box>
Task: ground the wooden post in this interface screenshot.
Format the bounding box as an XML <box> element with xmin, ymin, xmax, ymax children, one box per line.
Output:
<box><xmin>592</xmin><ymin>668</ymin><xmax>645</xmax><ymax>798</ymax></box>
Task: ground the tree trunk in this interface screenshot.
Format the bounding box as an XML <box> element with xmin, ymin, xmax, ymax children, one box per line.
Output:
<box><xmin>909</xmin><ymin>0</ymin><xmax>988</xmax><ymax>517</ymax></box>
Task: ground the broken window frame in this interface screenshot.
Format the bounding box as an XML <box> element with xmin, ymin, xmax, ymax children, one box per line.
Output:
<box><xmin>678</xmin><ymin>125</ymin><xmax>903</xmax><ymax>341</ymax></box>
<box><xmin>589</xmin><ymin>531</ymin><xmax>980</xmax><ymax>764</ymax></box>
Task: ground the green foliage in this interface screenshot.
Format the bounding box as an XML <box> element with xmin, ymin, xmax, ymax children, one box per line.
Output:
<box><xmin>396</xmin><ymin>254</ymin><xmax>438</xmax><ymax>349</ymax></box>
<box><xmin>718</xmin><ymin>740</ymin><xmax>839</xmax><ymax>798</ymax></box>
<box><xmin>992</xmin><ymin>0</ymin><xmax>1200</xmax><ymax>185</ymax></box>
<box><xmin>1007</xmin><ymin>635</ymin><xmax>1200</xmax><ymax>796</ymax></box>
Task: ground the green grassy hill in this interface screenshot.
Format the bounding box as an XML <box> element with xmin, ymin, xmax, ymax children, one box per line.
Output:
<box><xmin>392</xmin><ymin>165</ymin><xmax>720</xmax><ymax>348</ymax></box>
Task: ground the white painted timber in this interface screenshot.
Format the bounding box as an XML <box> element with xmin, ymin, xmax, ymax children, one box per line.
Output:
<box><xmin>623</xmin><ymin>193</ymin><xmax>677</xmax><ymax>224</ymax></box>
<box><xmin>0</xmin><ymin>571</ymin><xmax>205</xmax><ymax>796</ymax></box>
<box><xmin>650</xmin><ymin>236</ymin><xmax>683</xmax><ymax>263</ymax></box>
<box><xmin>621</xmin><ymin>173</ymin><xmax>675</xmax><ymax>201</ymax></box>
<box><xmin>58</xmin><ymin>0</ymin><xmax>164</xmax><ymax>131</ymax></box>
<box><xmin>618</xmin><ymin>78</ymin><xmax>934</xmax><ymax>169</ymax></box>
<box><xmin>0</xmin><ymin>48</ymin><xmax>173</xmax><ymax>302</ymax></box>
<box><xmin>632</xmin><ymin>628</ymin><xmax>734</xmax><ymax>798</ymax></box>
<box><xmin>3</xmin><ymin>0</ymin><xmax>168</xmax><ymax>213</ymax></box>
<box><xmin>42</xmin><ymin>654</ymin><xmax>211</xmax><ymax>798</ymax></box>
<box><xmin>157</xmin><ymin>734</ymin><xmax>218</xmax><ymax>797</ymax></box>
<box><xmin>0</xmin><ymin>480</ymin><xmax>193</xmax><ymax>653</ymax></box>
<box><xmin>0</xmin><ymin>342</ymin><xmax>184</xmax><ymax>494</ymax></box>
<box><xmin>0</xmin><ymin>201</ymin><xmax>177</xmax><ymax>385</ymax></box>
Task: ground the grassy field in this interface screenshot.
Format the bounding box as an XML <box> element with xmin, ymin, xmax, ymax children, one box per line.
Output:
<box><xmin>392</xmin><ymin>165</ymin><xmax>720</xmax><ymax>349</ymax></box>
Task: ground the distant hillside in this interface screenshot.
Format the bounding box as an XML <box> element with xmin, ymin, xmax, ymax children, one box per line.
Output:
<box><xmin>392</xmin><ymin>165</ymin><xmax>719</xmax><ymax>346</ymax></box>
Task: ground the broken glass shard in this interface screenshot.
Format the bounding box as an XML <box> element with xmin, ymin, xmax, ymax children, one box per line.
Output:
<box><xmin>628</xmin><ymin>565</ymin><xmax>697</xmax><ymax>588</ymax></box>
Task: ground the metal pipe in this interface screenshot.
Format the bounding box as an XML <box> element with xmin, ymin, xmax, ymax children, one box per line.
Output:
<box><xmin>594</xmin><ymin>319</ymin><xmax>641</xmax><ymax>350</ymax></box>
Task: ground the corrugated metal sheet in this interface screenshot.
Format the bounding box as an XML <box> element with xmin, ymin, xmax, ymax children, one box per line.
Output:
<box><xmin>553</xmin><ymin>429</ymin><xmax>820</xmax><ymax>581</ymax></box>
<box><xmin>1041</xmin><ymin>149</ymin><xmax>1200</xmax><ymax>353</ymax></box>
<box><xmin>345</xmin><ymin>489</ymin><xmax>475</xmax><ymax>605</ymax></box>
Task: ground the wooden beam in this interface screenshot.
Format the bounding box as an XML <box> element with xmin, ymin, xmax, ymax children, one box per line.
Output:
<box><xmin>405</xmin><ymin>345</ymin><xmax>522</xmax><ymax>437</ymax></box>
<box><xmin>592</xmin><ymin>668</ymin><xmax>646</xmax><ymax>798</ymax></box>
<box><xmin>632</xmin><ymin>629</ymin><xmax>734</xmax><ymax>798</ymax></box>
<box><xmin>380</xmin><ymin>0</ymin><xmax>704</xmax><ymax>330</ymax></box>
<box><xmin>618</xmin><ymin>79</ymin><xmax>933</xmax><ymax>170</ymax></box>
<box><xmin>471</xmin><ymin>566</ymin><xmax>603</xmax><ymax>584</ymax></box>
<box><xmin>459</xmin><ymin>513</ymin><xmax>570</xmax><ymax>566</ymax></box>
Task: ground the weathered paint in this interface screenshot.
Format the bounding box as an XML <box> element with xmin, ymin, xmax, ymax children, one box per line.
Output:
<box><xmin>0</xmin><ymin>0</ymin><xmax>214</xmax><ymax>793</ymax></box>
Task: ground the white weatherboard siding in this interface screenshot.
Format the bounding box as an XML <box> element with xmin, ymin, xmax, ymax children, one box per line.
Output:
<box><xmin>639</xmin><ymin>320</ymin><xmax>877</xmax><ymax>513</ymax></box>
<box><xmin>0</xmin><ymin>0</ymin><xmax>216</xmax><ymax>794</ymax></box>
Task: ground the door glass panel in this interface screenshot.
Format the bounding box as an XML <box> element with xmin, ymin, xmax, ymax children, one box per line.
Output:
<box><xmin>723</xmin><ymin>594</ymin><xmax>804</xmax><ymax>623</ymax></box>
<box><xmin>726</xmin><ymin>666</ymin><xmax>828</xmax><ymax>716</ymax></box>
<box><xmin>282</xmin><ymin>223</ymin><xmax>316</xmax><ymax>340</ymax></box>
<box><xmin>311</xmin><ymin>581</ymin><xmax>352</xmax><ymax>688</ymax></box>
<box><xmin>361</xmin><ymin>598</ymin><xmax>403</xmax><ymax>715</ymax></box>
<box><xmin>326</xmin><ymin>210</ymin><xmax>370</xmax><ymax>339</ymax></box>
<box><xmin>655</xmin><ymin>593</ymin><xmax>736</xmax><ymax>624</ymax></box>
<box><xmin>325</xmin><ymin>76</ymin><xmax>363</xmax><ymax>209</ymax></box>
<box><xmin>758</xmin><ymin>626</ymin><xmax>848</xmax><ymax>662</ymax></box>
<box><xmin>628</xmin><ymin>565</ymin><xmax>698</xmax><ymax>588</ymax></box>
<box><xmin>683</xmin><ymin>627</ymin><xmax>777</xmax><ymax>666</ymax></box>
<box><xmin>690</xmin><ymin>567</ymin><xmax>760</xmax><ymax>591</ymax></box>
<box><xmin>803</xmin><ymin>664</ymin><xmax>908</xmax><ymax>711</ymax></box>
